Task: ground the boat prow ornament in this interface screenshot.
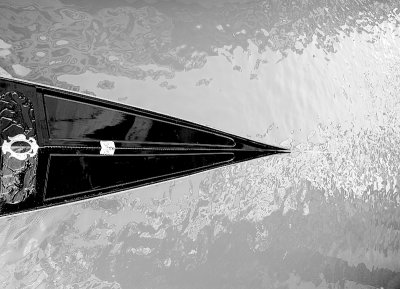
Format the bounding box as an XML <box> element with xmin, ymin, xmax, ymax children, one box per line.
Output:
<box><xmin>0</xmin><ymin>76</ymin><xmax>289</xmax><ymax>217</ymax></box>
<box><xmin>1</xmin><ymin>134</ymin><xmax>39</xmax><ymax>161</ymax></box>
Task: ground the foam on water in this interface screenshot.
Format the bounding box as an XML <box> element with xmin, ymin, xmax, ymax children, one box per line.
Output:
<box><xmin>1</xmin><ymin>0</ymin><xmax>400</xmax><ymax>288</ymax></box>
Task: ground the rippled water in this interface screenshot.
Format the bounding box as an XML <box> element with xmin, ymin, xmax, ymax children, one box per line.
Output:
<box><xmin>1</xmin><ymin>0</ymin><xmax>400</xmax><ymax>288</ymax></box>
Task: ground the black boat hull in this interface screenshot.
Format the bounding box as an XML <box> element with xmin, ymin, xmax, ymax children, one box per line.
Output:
<box><xmin>0</xmin><ymin>77</ymin><xmax>288</xmax><ymax>217</ymax></box>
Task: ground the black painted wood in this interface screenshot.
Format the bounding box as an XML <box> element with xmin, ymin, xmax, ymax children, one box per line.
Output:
<box><xmin>0</xmin><ymin>77</ymin><xmax>289</xmax><ymax>217</ymax></box>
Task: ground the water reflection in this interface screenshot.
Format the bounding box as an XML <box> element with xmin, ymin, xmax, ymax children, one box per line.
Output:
<box><xmin>1</xmin><ymin>0</ymin><xmax>398</xmax><ymax>80</ymax></box>
<box><xmin>1</xmin><ymin>0</ymin><xmax>399</xmax><ymax>141</ymax></box>
<box><xmin>0</xmin><ymin>0</ymin><xmax>400</xmax><ymax>288</ymax></box>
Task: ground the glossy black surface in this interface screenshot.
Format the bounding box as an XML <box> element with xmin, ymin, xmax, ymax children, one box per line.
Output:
<box><xmin>44</xmin><ymin>153</ymin><xmax>234</xmax><ymax>200</ymax></box>
<box><xmin>44</xmin><ymin>95</ymin><xmax>235</xmax><ymax>147</ymax></box>
<box><xmin>0</xmin><ymin>77</ymin><xmax>287</xmax><ymax>217</ymax></box>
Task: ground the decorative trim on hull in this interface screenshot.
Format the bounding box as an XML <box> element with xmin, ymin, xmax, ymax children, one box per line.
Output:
<box><xmin>0</xmin><ymin>89</ymin><xmax>38</xmax><ymax>206</ymax></box>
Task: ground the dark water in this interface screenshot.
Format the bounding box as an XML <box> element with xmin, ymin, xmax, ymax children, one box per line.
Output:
<box><xmin>0</xmin><ymin>0</ymin><xmax>400</xmax><ymax>288</ymax></box>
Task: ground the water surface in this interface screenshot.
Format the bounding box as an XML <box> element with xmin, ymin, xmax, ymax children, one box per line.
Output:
<box><xmin>0</xmin><ymin>0</ymin><xmax>400</xmax><ymax>288</ymax></box>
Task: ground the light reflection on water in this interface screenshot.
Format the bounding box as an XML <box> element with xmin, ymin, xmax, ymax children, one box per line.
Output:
<box><xmin>0</xmin><ymin>0</ymin><xmax>400</xmax><ymax>288</ymax></box>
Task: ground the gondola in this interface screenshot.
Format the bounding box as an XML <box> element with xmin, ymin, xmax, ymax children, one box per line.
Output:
<box><xmin>0</xmin><ymin>77</ymin><xmax>288</xmax><ymax>217</ymax></box>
